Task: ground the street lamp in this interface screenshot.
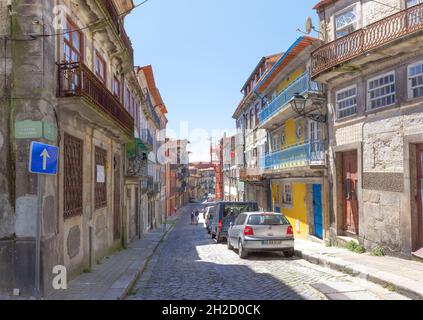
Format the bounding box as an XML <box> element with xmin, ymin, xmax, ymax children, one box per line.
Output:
<box><xmin>289</xmin><ymin>93</ymin><xmax>307</xmax><ymax>115</ymax></box>
<box><xmin>289</xmin><ymin>92</ymin><xmax>327</xmax><ymax>123</ymax></box>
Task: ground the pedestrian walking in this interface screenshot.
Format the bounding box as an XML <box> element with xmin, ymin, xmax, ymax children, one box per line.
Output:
<box><xmin>190</xmin><ymin>210</ymin><xmax>195</xmax><ymax>225</ymax></box>
<box><xmin>194</xmin><ymin>209</ymin><xmax>200</xmax><ymax>225</ymax></box>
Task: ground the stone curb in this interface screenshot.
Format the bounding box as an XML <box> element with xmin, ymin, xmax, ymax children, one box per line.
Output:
<box><xmin>117</xmin><ymin>222</ymin><xmax>176</xmax><ymax>300</ymax></box>
<box><xmin>294</xmin><ymin>249</ymin><xmax>423</xmax><ymax>300</ymax></box>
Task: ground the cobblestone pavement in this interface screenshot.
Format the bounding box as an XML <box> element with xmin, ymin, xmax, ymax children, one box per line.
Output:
<box><xmin>129</xmin><ymin>204</ymin><xmax>408</xmax><ymax>300</ymax></box>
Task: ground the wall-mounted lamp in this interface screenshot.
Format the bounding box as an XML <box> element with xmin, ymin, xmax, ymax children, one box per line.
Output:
<box><xmin>289</xmin><ymin>93</ymin><xmax>326</xmax><ymax>123</ymax></box>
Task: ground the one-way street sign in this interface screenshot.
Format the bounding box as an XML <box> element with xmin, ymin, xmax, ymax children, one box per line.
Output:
<box><xmin>29</xmin><ymin>141</ymin><xmax>59</xmax><ymax>175</ymax></box>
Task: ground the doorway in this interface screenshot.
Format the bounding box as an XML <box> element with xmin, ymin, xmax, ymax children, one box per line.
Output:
<box><xmin>313</xmin><ymin>184</ymin><xmax>323</xmax><ymax>239</ymax></box>
<box><xmin>342</xmin><ymin>150</ymin><xmax>359</xmax><ymax>235</ymax></box>
<box><xmin>113</xmin><ymin>155</ymin><xmax>121</xmax><ymax>241</ymax></box>
<box><xmin>416</xmin><ymin>144</ymin><xmax>423</xmax><ymax>250</ymax></box>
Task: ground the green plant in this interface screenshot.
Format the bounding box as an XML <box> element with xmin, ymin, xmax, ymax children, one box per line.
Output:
<box><xmin>371</xmin><ymin>246</ymin><xmax>385</xmax><ymax>257</ymax></box>
<box><xmin>383</xmin><ymin>283</ymin><xmax>396</xmax><ymax>292</ymax></box>
<box><xmin>325</xmin><ymin>239</ymin><xmax>332</xmax><ymax>247</ymax></box>
<box><xmin>346</xmin><ymin>240</ymin><xmax>365</xmax><ymax>254</ymax></box>
<box><xmin>82</xmin><ymin>268</ymin><xmax>91</xmax><ymax>274</ymax></box>
<box><xmin>354</xmin><ymin>245</ymin><xmax>366</xmax><ymax>254</ymax></box>
<box><xmin>346</xmin><ymin>240</ymin><xmax>358</xmax><ymax>251</ymax></box>
<box><xmin>127</xmin><ymin>288</ymin><xmax>137</xmax><ymax>296</ymax></box>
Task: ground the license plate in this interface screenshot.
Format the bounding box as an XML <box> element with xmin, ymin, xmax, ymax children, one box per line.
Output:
<box><xmin>261</xmin><ymin>240</ymin><xmax>282</xmax><ymax>245</ymax></box>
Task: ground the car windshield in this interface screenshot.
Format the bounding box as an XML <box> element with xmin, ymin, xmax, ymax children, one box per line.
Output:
<box><xmin>222</xmin><ymin>203</ymin><xmax>258</xmax><ymax>218</ymax></box>
<box><xmin>247</xmin><ymin>214</ymin><xmax>289</xmax><ymax>226</ymax></box>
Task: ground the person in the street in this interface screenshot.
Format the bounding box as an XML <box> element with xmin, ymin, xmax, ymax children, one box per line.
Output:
<box><xmin>194</xmin><ymin>209</ymin><xmax>200</xmax><ymax>225</ymax></box>
<box><xmin>191</xmin><ymin>209</ymin><xmax>196</xmax><ymax>225</ymax></box>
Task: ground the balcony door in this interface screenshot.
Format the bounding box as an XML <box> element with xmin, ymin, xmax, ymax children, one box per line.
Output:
<box><xmin>63</xmin><ymin>18</ymin><xmax>82</xmax><ymax>93</ymax></box>
<box><xmin>309</xmin><ymin>120</ymin><xmax>324</xmax><ymax>164</ymax></box>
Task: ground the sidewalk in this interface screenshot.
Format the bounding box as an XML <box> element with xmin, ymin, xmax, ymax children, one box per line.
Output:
<box><xmin>294</xmin><ymin>239</ymin><xmax>423</xmax><ymax>300</ymax></box>
<box><xmin>48</xmin><ymin>212</ymin><xmax>181</xmax><ymax>300</ymax></box>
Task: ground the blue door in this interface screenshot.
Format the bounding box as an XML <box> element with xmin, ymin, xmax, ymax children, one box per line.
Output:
<box><xmin>313</xmin><ymin>184</ymin><xmax>323</xmax><ymax>239</ymax></box>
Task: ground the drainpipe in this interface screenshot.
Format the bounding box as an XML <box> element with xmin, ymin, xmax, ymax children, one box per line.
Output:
<box><xmin>324</xmin><ymin>88</ymin><xmax>334</xmax><ymax>243</ymax></box>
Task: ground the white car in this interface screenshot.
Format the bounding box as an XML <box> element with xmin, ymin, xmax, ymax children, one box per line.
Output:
<box><xmin>227</xmin><ymin>212</ymin><xmax>295</xmax><ymax>259</ymax></box>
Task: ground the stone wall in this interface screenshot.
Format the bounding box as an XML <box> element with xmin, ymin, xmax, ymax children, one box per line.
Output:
<box><xmin>326</xmin><ymin>48</ymin><xmax>423</xmax><ymax>255</ymax></box>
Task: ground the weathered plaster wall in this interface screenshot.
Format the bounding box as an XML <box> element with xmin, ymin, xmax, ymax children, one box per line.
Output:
<box><xmin>59</xmin><ymin>114</ymin><xmax>124</xmax><ymax>277</ymax></box>
<box><xmin>0</xmin><ymin>0</ymin><xmax>14</xmax><ymax>242</ymax></box>
<box><xmin>0</xmin><ymin>0</ymin><xmax>61</xmax><ymax>296</ymax></box>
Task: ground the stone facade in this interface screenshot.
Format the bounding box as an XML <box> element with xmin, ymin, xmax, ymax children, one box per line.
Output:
<box><xmin>315</xmin><ymin>0</ymin><xmax>423</xmax><ymax>257</ymax></box>
<box><xmin>0</xmin><ymin>0</ymin><xmax>167</xmax><ymax>297</ymax></box>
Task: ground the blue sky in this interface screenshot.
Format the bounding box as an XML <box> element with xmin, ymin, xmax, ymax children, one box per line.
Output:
<box><xmin>126</xmin><ymin>0</ymin><xmax>318</xmax><ymax>161</ymax></box>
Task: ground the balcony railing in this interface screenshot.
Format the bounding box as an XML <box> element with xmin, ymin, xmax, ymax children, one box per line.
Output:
<box><xmin>141</xmin><ymin>129</ymin><xmax>154</xmax><ymax>147</ymax></box>
<box><xmin>259</xmin><ymin>73</ymin><xmax>321</xmax><ymax>125</ymax></box>
<box><xmin>99</xmin><ymin>0</ymin><xmax>134</xmax><ymax>61</ymax></box>
<box><xmin>311</xmin><ymin>3</ymin><xmax>423</xmax><ymax>77</ymax></box>
<box><xmin>263</xmin><ymin>140</ymin><xmax>326</xmax><ymax>170</ymax></box>
<box><xmin>58</xmin><ymin>61</ymin><xmax>134</xmax><ymax>134</ymax></box>
<box><xmin>146</xmin><ymin>90</ymin><xmax>162</xmax><ymax>127</ymax></box>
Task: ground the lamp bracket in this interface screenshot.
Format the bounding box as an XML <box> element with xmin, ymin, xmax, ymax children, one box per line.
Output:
<box><xmin>305</xmin><ymin>113</ymin><xmax>327</xmax><ymax>123</ymax></box>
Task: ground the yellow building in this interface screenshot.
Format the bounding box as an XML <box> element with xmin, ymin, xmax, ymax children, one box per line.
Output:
<box><xmin>255</xmin><ymin>37</ymin><xmax>328</xmax><ymax>241</ymax></box>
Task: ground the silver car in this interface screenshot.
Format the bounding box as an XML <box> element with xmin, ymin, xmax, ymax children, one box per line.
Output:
<box><xmin>227</xmin><ymin>212</ymin><xmax>295</xmax><ymax>259</ymax></box>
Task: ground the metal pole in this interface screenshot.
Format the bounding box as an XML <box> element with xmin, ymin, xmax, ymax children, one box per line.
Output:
<box><xmin>35</xmin><ymin>174</ymin><xmax>42</xmax><ymax>298</ymax></box>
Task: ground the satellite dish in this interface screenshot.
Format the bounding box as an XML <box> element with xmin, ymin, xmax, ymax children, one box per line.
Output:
<box><xmin>305</xmin><ymin>17</ymin><xmax>313</xmax><ymax>34</ymax></box>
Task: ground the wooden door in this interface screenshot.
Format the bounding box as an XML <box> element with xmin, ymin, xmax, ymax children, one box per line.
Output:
<box><xmin>416</xmin><ymin>144</ymin><xmax>423</xmax><ymax>248</ymax></box>
<box><xmin>342</xmin><ymin>151</ymin><xmax>359</xmax><ymax>235</ymax></box>
<box><xmin>113</xmin><ymin>155</ymin><xmax>121</xmax><ymax>240</ymax></box>
<box><xmin>135</xmin><ymin>187</ymin><xmax>140</xmax><ymax>238</ymax></box>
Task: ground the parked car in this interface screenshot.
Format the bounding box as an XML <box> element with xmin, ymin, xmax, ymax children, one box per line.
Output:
<box><xmin>204</xmin><ymin>205</ymin><xmax>216</xmax><ymax>233</ymax></box>
<box><xmin>227</xmin><ymin>212</ymin><xmax>294</xmax><ymax>259</ymax></box>
<box><xmin>210</xmin><ymin>202</ymin><xmax>259</xmax><ymax>243</ymax></box>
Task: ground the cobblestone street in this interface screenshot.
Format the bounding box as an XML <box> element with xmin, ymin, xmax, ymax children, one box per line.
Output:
<box><xmin>129</xmin><ymin>204</ymin><xmax>408</xmax><ymax>300</ymax></box>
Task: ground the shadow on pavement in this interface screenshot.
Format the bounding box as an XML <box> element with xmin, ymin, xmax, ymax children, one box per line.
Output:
<box><xmin>134</xmin><ymin>204</ymin><xmax>310</xmax><ymax>300</ymax></box>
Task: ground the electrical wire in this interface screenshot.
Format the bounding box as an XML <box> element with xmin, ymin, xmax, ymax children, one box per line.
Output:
<box><xmin>0</xmin><ymin>0</ymin><xmax>149</xmax><ymax>42</ymax></box>
<box><xmin>33</xmin><ymin>0</ymin><xmax>149</xmax><ymax>39</ymax></box>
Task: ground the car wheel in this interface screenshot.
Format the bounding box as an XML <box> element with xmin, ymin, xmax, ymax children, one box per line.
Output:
<box><xmin>227</xmin><ymin>237</ymin><xmax>234</xmax><ymax>250</ymax></box>
<box><xmin>238</xmin><ymin>240</ymin><xmax>248</xmax><ymax>259</ymax></box>
<box><xmin>283</xmin><ymin>249</ymin><xmax>295</xmax><ymax>258</ymax></box>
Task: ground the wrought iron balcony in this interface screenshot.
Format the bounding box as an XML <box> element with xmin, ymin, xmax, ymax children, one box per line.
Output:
<box><xmin>258</xmin><ymin>73</ymin><xmax>321</xmax><ymax>127</ymax></box>
<box><xmin>57</xmin><ymin>61</ymin><xmax>134</xmax><ymax>136</ymax></box>
<box><xmin>311</xmin><ymin>3</ymin><xmax>423</xmax><ymax>78</ymax></box>
<box><xmin>263</xmin><ymin>140</ymin><xmax>326</xmax><ymax>171</ymax></box>
<box><xmin>146</xmin><ymin>90</ymin><xmax>162</xmax><ymax>128</ymax></box>
<box><xmin>141</xmin><ymin>129</ymin><xmax>154</xmax><ymax>148</ymax></box>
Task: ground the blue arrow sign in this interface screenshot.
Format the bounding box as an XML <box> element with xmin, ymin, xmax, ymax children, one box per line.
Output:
<box><xmin>29</xmin><ymin>141</ymin><xmax>59</xmax><ymax>175</ymax></box>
